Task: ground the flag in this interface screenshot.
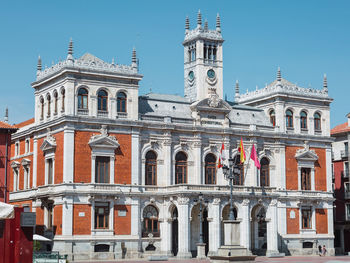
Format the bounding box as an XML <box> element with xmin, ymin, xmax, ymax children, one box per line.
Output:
<box><xmin>218</xmin><ymin>142</ymin><xmax>226</xmax><ymax>168</ymax></box>
<box><xmin>250</xmin><ymin>144</ymin><xmax>261</xmax><ymax>169</ymax></box>
<box><xmin>238</xmin><ymin>137</ymin><xmax>246</xmax><ymax>164</ymax></box>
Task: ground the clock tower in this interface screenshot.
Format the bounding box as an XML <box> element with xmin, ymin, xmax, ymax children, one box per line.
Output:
<box><xmin>183</xmin><ymin>11</ymin><xmax>224</xmax><ymax>102</ymax></box>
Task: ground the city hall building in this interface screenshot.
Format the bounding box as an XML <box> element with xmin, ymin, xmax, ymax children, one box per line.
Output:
<box><xmin>8</xmin><ymin>12</ymin><xmax>334</xmax><ymax>260</ymax></box>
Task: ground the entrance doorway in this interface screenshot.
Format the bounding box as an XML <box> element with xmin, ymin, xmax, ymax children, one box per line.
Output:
<box><xmin>251</xmin><ymin>205</ymin><xmax>267</xmax><ymax>255</ymax></box>
<box><xmin>171</xmin><ymin>207</ymin><xmax>178</xmax><ymax>256</ymax></box>
<box><xmin>190</xmin><ymin>204</ymin><xmax>209</xmax><ymax>257</ymax></box>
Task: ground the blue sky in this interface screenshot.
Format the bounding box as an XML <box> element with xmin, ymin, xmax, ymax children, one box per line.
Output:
<box><xmin>1</xmin><ymin>0</ymin><xmax>349</xmax><ymax>127</ymax></box>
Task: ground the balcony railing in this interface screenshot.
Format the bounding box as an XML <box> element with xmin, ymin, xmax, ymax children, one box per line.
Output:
<box><xmin>77</xmin><ymin>108</ymin><xmax>88</xmax><ymax>115</ymax></box>
<box><xmin>97</xmin><ymin>110</ymin><xmax>109</xmax><ymax>118</ymax></box>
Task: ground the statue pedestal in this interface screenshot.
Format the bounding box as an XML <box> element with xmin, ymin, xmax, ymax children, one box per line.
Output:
<box><xmin>213</xmin><ymin>220</ymin><xmax>254</xmax><ymax>259</ymax></box>
<box><xmin>197</xmin><ymin>243</ymin><xmax>206</xmax><ymax>259</ymax></box>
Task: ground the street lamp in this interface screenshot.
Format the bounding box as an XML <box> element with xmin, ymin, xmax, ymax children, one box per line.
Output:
<box><xmin>222</xmin><ymin>157</ymin><xmax>240</xmax><ymax>220</ymax></box>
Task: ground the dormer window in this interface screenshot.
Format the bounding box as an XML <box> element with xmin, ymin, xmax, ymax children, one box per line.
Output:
<box><xmin>117</xmin><ymin>92</ymin><xmax>127</xmax><ymax>113</ymax></box>
<box><xmin>286</xmin><ymin>109</ymin><xmax>293</xmax><ymax>128</ymax></box>
<box><xmin>78</xmin><ymin>88</ymin><xmax>88</xmax><ymax>109</ymax></box>
<box><xmin>300</xmin><ymin>111</ymin><xmax>307</xmax><ymax>129</ymax></box>
<box><xmin>269</xmin><ymin>110</ymin><xmax>276</xmax><ymax>127</ymax></box>
<box><xmin>98</xmin><ymin>90</ymin><xmax>108</xmax><ymax>111</ymax></box>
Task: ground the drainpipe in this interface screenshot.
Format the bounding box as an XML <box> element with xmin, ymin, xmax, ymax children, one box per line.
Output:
<box><xmin>4</xmin><ymin>131</ymin><xmax>9</xmax><ymax>203</ymax></box>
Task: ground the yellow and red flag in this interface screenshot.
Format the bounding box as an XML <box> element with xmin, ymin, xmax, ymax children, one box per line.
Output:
<box><xmin>238</xmin><ymin>137</ymin><xmax>246</xmax><ymax>164</ymax></box>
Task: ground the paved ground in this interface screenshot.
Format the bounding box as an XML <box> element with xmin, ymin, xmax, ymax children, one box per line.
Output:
<box><xmin>73</xmin><ymin>255</ymin><xmax>350</xmax><ymax>263</ymax></box>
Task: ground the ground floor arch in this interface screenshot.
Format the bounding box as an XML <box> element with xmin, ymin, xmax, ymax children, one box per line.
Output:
<box><xmin>190</xmin><ymin>203</ymin><xmax>209</xmax><ymax>257</ymax></box>
<box><xmin>251</xmin><ymin>204</ymin><xmax>267</xmax><ymax>255</ymax></box>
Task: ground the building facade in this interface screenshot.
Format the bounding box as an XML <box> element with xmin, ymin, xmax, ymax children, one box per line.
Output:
<box><xmin>9</xmin><ymin>12</ymin><xmax>334</xmax><ymax>260</ymax></box>
<box><xmin>331</xmin><ymin>115</ymin><xmax>350</xmax><ymax>254</ymax></box>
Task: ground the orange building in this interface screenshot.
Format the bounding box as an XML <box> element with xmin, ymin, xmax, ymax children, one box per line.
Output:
<box><xmin>9</xmin><ymin>13</ymin><xmax>334</xmax><ymax>260</ymax></box>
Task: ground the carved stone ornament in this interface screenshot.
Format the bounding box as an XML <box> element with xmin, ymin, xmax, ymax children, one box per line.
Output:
<box><xmin>40</xmin><ymin>128</ymin><xmax>57</xmax><ymax>153</ymax></box>
<box><xmin>177</xmin><ymin>196</ymin><xmax>190</xmax><ymax>205</ymax></box>
<box><xmin>212</xmin><ymin>198</ymin><xmax>221</xmax><ymax>205</ymax></box>
<box><xmin>242</xmin><ymin>199</ymin><xmax>250</xmax><ymax>206</ymax></box>
<box><xmin>295</xmin><ymin>141</ymin><xmax>318</xmax><ymax>161</ymax></box>
<box><xmin>89</xmin><ymin>125</ymin><xmax>120</xmax><ymax>150</ymax></box>
<box><xmin>207</xmin><ymin>88</ymin><xmax>220</xmax><ymax>108</ymax></box>
<box><xmin>11</xmin><ymin>161</ymin><xmax>20</xmax><ymax>169</ymax></box>
<box><xmin>270</xmin><ymin>199</ymin><xmax>278</xmax><ymax>206</ymax></box>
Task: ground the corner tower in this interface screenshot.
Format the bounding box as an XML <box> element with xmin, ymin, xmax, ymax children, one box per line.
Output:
<box><xmin>183</xmin><ymin>11</ymin><xmax>224</xmax><ymax>102</ymax></box>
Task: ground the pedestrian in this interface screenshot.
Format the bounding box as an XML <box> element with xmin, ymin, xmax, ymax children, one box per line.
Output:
<box><xmin>318</xmin><ymin>245</ymin><xmax>322</xmax><ymax>256</ymax></box>
<box><xmin>322</xmin><ymin>245</ymin><xmax>327</xmax><ymax>256</ymax></box>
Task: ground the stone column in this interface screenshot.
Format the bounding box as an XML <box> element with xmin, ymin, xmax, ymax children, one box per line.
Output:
<box><xmin>208</xmin><ymin>198</ymin><xmax>221</xmax><ymax>256</ymax></box>
<box><xmin>131</xmin><ymin>129</ymin><xmax>140</xmax><ymax>185</ymax></box>
<box><xmin>193</xmin><ymin>139</ymin><xmax>202</xmax><ymax>184</ymax></box>
<box><xmin>241</xmin><ymin>199</ymin><xmax>251</xmax><ymax>250</ymax></box>
<box><xmin>110</xmin><ymin>156</ymin><xmax>115</xmax><ymax>184</ymax></box>
<box><xmin>63</xmin><ymin>127</ymin><xmax>75</xmax><ymax>183</ymax></box>
<box><xmin>267</xmin><ymin>199</ymin><xmax>279</xmax><ymax>256</ymax></box>
<box><xmin>177</xmin><ymin>197</ymin><xmax>191</xmax><ymax>258</ymax></box>
<box><xmin>163</xmin><ymin>132</ymin><xmax>172</xmax><ymax>185</ymax></box>
<box><xmin>160</xmin><ymin>218</ymin><xmax>172</xmax><ymax>256</ymax></box>
<box><xmin>62</xmin><ymin>195</ymin><xmax>73</xmax><ymax>236</ymax></box>
<box><xmin>33</xmin><ymin>138</ymin><xmax>38</xmax><ymax>187</ymax></box>
<box><xmin>326</xmin><ymin>147</ymin><xmax>333</xmax><ymax>192</ymax></box>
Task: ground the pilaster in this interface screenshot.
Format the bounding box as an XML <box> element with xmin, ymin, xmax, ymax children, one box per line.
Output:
<box><xmin>62</xmin><ymin>196</ymin><xmax>73</xmax><ymax>236</ymax></box>
<box><xmin>177</xmin><ymin>196</ymin><xmax>191</xmax><ymax>258</ymax></box>
<box><xmin>241</xmin><ymin>199</ymin><xmax>251</xmax><ymax>250</ymax></box>
<box><xmin>208</xmin><ymin>198</ymin><xmax>221</xmax><ymax>255</ymax></box>
<box><xmin>267</xmin><ymin>199</ymin><xmax>278</xmax><ymax>254</ymax></box>
<box><xmin>131</xmin><ymin>129</ymin><xmax>140</xmax><ymax>185</ymax></box>
<box><xmin>63</xmin><ymin>127</ymin><xmax>75</xmax><ymax>183</ymax></box>
<box><xmin>33</xmin><ymin>138</ymin><xmax>38</xmax><ymax>187</ymax></box>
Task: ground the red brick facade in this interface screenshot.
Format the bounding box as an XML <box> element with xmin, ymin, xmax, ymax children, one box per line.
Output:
<box><xmin>286</xmin><ymin>208</ymin><xmax>299</xmax><ymax>234</ymax></box>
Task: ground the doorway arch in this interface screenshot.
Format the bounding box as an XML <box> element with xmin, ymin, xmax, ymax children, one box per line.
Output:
<box><xmin>251</xmin><ymin>205</ymin><xmax>267</xmax><ymax>255</ymax></box>
<box><xmin>171</xmin><ymin>206</ymin><xmax>178</xmax><ymax>256</ymax></box>
<box><xmin>190</xmin><ymin>203</ymin><xmax>209</xmax><ymax>257</ymax></box>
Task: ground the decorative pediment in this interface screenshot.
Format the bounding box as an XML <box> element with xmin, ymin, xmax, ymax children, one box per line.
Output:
<box><xmin>11</xmin><ymin>161</ymin><xmax>20</xmax><ymax>169</ymax></box>
<box><xmin>295</xmin><ymin>141</ymin><xmax>318</xmax><ymax>161</ymax></box>
<box><xmin>88</xmin><ymin>125</ymin><xmax>120</xmax><ymax>150</ymax></box>
<box><xmin>190</xmin><ymin>95</ymin><xmax>232</xmax><ymax>113</ymax></box>
<box><xmin>40</xmin><ymin>130</ymin><xmax>56</xmax><ymax>153</ymax></box>
<box><xmin>21</xmin><ymin>158</ymin><xmax>31</xmax><ymax>166</ymax></box>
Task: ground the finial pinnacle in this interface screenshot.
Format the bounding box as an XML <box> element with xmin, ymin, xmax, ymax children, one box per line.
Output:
<box><xmin>185</xmin><ymin>16</ymin><xmax>190</xmax><ymax>30</ymax></box>
<box><xmin>204</xmin><ymin>19</ymin><xmax>208</xmax><ymax>31</ymax></box>
<box><xmin>4</xmin><ymin>107</ymin><xmax>8</xmax><ymax>123</ymax></box>
<box><xmin>277</xmin><ymin>66</ymin><xmax>281</xmax><ymax>82</ymax></box>
<box><xmin>197</xmin><ymin>10</ymin><xmax>202</xmax><ymax>27</ymax></box>
<box><xmin>37</xmin><ymin>55</ymin><xmax>42</xmax><ymax>71</ymax></box>
<box><xmin>132</xmin><ymin>47</ymin><xmax>137</xmax><ymax>64</ymax></box>
<box><xmin>323</xmin><ymin>73</ymin><xmax>328</xmax><ymax>91</ymax></box>
<box><xmin>216</xmin><ymin>13</ymin><xmax>221</xmax><ymax>32</ymax></box>
<box><xmin>67</xmin><ymin>38</ymin><xmax>74</xmax><ymax>61</ymax></box>
<box><xmin>235</xmin><ymin>80</ymin><xmax>240</xmax><ymax>94</ymax></box>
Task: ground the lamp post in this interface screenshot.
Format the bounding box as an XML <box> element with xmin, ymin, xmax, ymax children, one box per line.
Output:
<box><xmin>198</xmin><ymin>192</ymin><xmax>204</xmax><ymax>244</ymax></box>
<box><xmin>222</xmin><ymin>157</ymin><xmax>240</xmax><ymax>220</ymax></box>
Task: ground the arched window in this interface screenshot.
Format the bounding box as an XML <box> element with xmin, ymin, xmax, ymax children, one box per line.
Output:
<box><xmin>175</xmin><ymin>152</ymin><xmax>187</xmax><ymax>184</ymax></box>
<box><xmin>60</xmin><ymin>88</ymin><xmax>65</xmax><ymax>112</ymax></box>
<box><xmin>314</xmin><ymin>112</ymin><xmax>321</xmax><ymax>130</ymax></box>
<box><xmin>269</xmin><ymin>110</ymin><xmax>276</xmax><ymax>127</ymax></box>
<box><xmin>286</xmin><ymin>109</ymin><xmax>293</xmax><ymax>128</ymax></box>
<box><xmin>98</xmin><ymin>90</ymin><xmax>108</xmax><ymax>111</ymax></box>
<box><xmin>46</xmin><ymin>94</ymin><xmax>51</xmax><ymax>117</ymax></box>
<box><xmin>117</xmin><ymin>92</ymin><xmax>127</xmax><ymax>113</ymax></box>
<box><xmin>205</xmin><ymin>154</ymin><xmax>216</xmax><ymax>184</ymax></box>
<box><xmin>233</xmin><ymin>155</ymin><xmax>244</xmax><ymax>185</ymax></box>
<box><xmin>78</xmin><ymin>88</ymin><xmax>88</xmax><ymax>109</ymax></box>
<box><xmin>142</xmin><ymin>205</ymin><xmax>159</xmax><ymax>237</ymax></box>
<box><xmin>145</xmin><ymin>151</ymin><xmax>157</xmax><ymax>185</ymax></box>
<box><xmin>40</xmin><ymin>96</ymin><xmax>44</xmax><ymax>120</ymax></box>
<box><xmin>300</xmin><ymin>111</ymin><xmax>307</xmax><ymax>129</ymax></box>
<box><xmin>260</xmin><ymin>158</ymin><xmax>270</xmax><ymax>187</ymax></box>
<box><xmin>53</xmin><ymin>90</ymin><xmax>58</xmax><ymax>115</ymax></box>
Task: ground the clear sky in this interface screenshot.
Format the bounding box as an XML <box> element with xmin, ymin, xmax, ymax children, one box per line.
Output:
<box><xmin>1</xmin><ymin>0</ymin><xmax>349</xmax><ymax>127</ymax></box>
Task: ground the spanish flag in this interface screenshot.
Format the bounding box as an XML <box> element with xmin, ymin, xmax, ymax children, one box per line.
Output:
<box><xmin>238</xmin><ymin>137</ymin><xmax>246</xmax><ymax>164</ymax></box>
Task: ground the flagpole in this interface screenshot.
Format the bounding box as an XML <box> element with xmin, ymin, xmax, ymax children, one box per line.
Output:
<box><xmin>243</xmin><ymin>145</ymin><xmax>252</xmax><ymax>185</ymax></box>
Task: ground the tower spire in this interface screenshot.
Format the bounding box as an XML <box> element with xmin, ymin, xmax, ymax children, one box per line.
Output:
<box><xmin>204</xmin><ymin>19</ymin><xmax>208</xmax><ymax>31</ymax></box>
<box><xmin>197</xmin><ymin>10</ymin><xmax>202</xmax><ymax>28</ymax></box>
<box><xmin>216</xmin><ymin>13</ymin><xmax>221</xmax><ymax>32</ymax></box>
<box><xmin>323</xmin><ymin>73</ymin><xmax>328</xmax><ymax>92</ymax></box>
<box><xmin>185</xmin><ymin>16</ymin><xmax>190</xmax><ymax>30</ymax></box>
<box><xmin>277</xmin><ymin>66</ymin><xmax>281</xmax><ymax>82</ymax></box>
<box><xmin>235</xmin><ymin>80</ymin><xmax>240</xmax><ymax>101</ymax></box>
<box><xmin>67</xmin><ymin>38</ymin><xmax>74</xmax><ymax>62</ymax></box>
<box><xmin>4</xmin><ymin>107</ymin><xmax>8</xmax><ymax>123</ymax></box>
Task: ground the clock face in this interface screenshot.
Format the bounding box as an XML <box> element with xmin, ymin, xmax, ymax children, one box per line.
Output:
<box><xmin>188</xmin><ymin>71</ymin><xmax>194</xmax><ymax>81</ymax></box>
<box><xmin>207</xmin><ymin>69</ymin><xmax>215</xmax><ymax>79</ymax></box>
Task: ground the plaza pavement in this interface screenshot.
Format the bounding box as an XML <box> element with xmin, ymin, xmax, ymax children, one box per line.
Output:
<box><xmin>73</xmin><ymin>255</ymin><xmax>350</xmax><ymax>263</ymax></box>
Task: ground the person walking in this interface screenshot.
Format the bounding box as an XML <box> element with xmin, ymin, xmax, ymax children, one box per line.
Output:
<box><xmin>322</xmin><ymin>245</ymin><xmax>327</xmax><ymax>256</ymax></box>
<box><xmin>318</xmin><ymin>245</ymin><xmax>322</xmax><ymax>256</ymax></box>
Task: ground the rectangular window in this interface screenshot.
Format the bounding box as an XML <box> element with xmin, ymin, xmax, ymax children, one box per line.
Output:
<box><xmin>95</xmin><ymin>157</ymin><xmax>110</xmax><ymax>183</ymax></box>
<box><xmin>301</xmin><ymin>168</ymin><xmax>311</xmax><ymax>190</ymax></box>
<box><xmin>345</xmin><ymin>182</ymin><xmax>350</xmax><ymax>193</ymax></box>
<box><xmin>94</xmin><ymin>203</ymin><xmax>109</xmax><ymax>229</ymax></box>
<box><xmin>47</xmin><ymin>204</ymin><xmax>53</xmax><ymax>229</ymax></box>
<box><xmin>47</xmin><ymin>159</ymin><xmax>53</xmax><ymax>185</ymax></box>
<box><xmin>345</xmin><ymin>142</ymin><xmax>349</xmax><ymax>156</ymax></box>
<box><xmin>301</xmin><ymin>207</ymin><xmax>312</xmax><ymax>229</ymax></box>
<box><xmin>346</xmin><ymin>204</ymin><xmax>350</xmax><ymax>221</ymax></box>
<box><xmin>345</xmin><ymin>162</ymin><xmax>349</xmax><ymax>177</ymax></box>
